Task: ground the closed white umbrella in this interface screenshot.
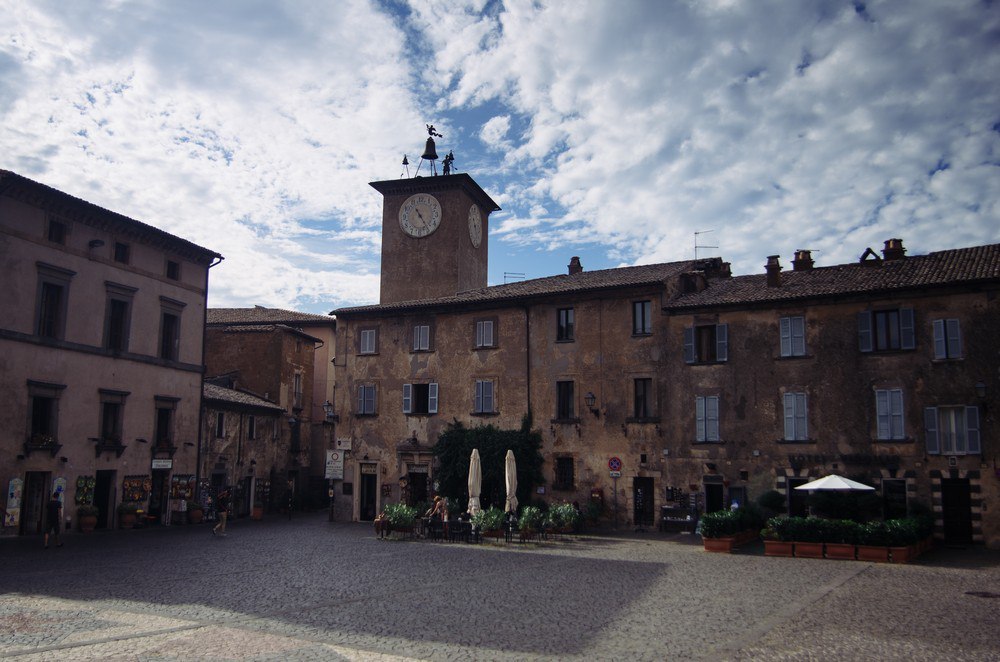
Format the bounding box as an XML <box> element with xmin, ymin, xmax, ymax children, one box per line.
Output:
<box><xmin>794</xmin><ymin>475</ymin><xmax>875</xmax><ymax>491</ymax></box>
<box><xmin>468</xmin><ymin>449</ymin><xmax>482</xmax><ymax>516</ymax></box>
<box><xmin>504</xmin><ymin>449</ymin><xmax>518</xmax><ymax>513</ymax></box>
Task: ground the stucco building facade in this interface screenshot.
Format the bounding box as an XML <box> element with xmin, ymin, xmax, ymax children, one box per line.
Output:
<box><xmin>0</xmin><ymin>170</ymin><xmax>221</xmax><ymax>534</ymax></box>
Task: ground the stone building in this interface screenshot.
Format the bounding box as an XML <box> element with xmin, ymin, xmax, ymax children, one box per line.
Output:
<box><xmin>0</xmin><ymin>170</ymin><xmax>221</xmax><ymax>534</ymax></box>
<box><xmin>204</xmin><ymin>307</ymin><xmax>337</xmax><ymax>511</ymax></box>
<box><xmin>201</xmin><ymin>380</ymin><xmax>286</xmax><ymax>517</ymax></box>
<box><xmin>332</xmin><ymin>170</ymin><xmax>998</xmax><ymax>547</ymax></box>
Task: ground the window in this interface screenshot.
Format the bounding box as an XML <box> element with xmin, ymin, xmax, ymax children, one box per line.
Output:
<box><xmin>215</xmin><ymin>412</ymin><xmax>225</xmax><ymax>438</ymax></box>
<box><xmin>27</xmin><ymin>380</ymin><xmax>65</xmax><ymax>445</ymax></box>
<box><xmin>357</xmin><ymin>384</ymin><xmax>377</xmax><ymax>415</ymax></box>
<box><xmin>293</xmin><ymin>373</ymin><xmax>303</xmax><ymax>409</ymax></box>
<box><xmin>154</xmin><ymin>400</ymin><xmax>175</xmax><ymax>450</ymax></box>
<box><xmin>403</xmin><ymin>383</ymin><xmax>438</xmax><ymax>415</ymax></box>
<box><xmin>924</xmin><ymin>406</ymin><xmax>980</xmax><ymax>455</ymax></box>
<box><xmin>47</xmin><ymin>219</ymin><xmax>67</xmax><ymax>244</ymax></box>
<box><xmin>695</xmin><ymin>395</ymin><xmax>720</xmax><ymax>442</ymax></box>
<box><xmin>683</xmin><ymin>324</ymin><xmax>728</xmax><ymax>363</ymax></box>
<box><xmin>103</xmin><ymin>283</ymin><xmax>136</xmax><ymax>353</ymax></box>
<box><xmin>875</xmin><ymin>389</ymin><xmax>905</xmax><ymax>440</ymax></box>
<box><xmin>556</xmin><ymin>381</ymin><xmax>575</xmax><ymax>419</ymax></box>
<box><xmin>474</xmin><ymin>379</ymin><xmax>495</xmax><ymax>413</ymax></box>
<box><xmin>99</xmin><ymin>389</ymin><xmax>128</xmax><ymax>444</ymax></box>
<box><xmin>783</xmin><ymin>392</ymin><xmax>808</xmax><ymax>440</ymax></box>
<box><xmin>166</xmin><ymin>260</ymin><xmax>180</xmax><ymax>281</ymax></box>
<box><xmin>247</xmin><ymin>415</ymin><xmax>256</xmax><ymax>440</ymax></box>
<box><xmin>359</xmin><ymin>328</ymin><xmax>377</xmax><ymax>354</ymax></box>
<box><xmin>932</xmin><ymin>319</ymin><xmax>962</xmax><ymax>359</ymax></box>
<box><xmin>475</xmin><ymin>319</ymin><xmax>495</xmax><ymax>348</ymax></box>
<box><xmin>554</xmin><ymin>457</ymin><xmax>575</xmax><ymax>490</ymax></box>
<box><xmin>779</xmin><ymin>316</ymin><xmax>806</xmax><ymax>357</ymax></box>
<box><xmin>413</xmin><ymin>324</ymin><xmax>430</xmax><ymax>351</ymax></box>
<box><xmin>633</xmin><ymin>378</ymin><xmax>653</xmax><ymax>419</ymax></box>
<box><xmin>35</xmin><ymin>263</ymin><xmax>75</xmax><ymax>340</ymax></box>
<box><xmin>114</xmin><ymin>242</ymin><xmax>130</xmax><ymax>264</ymax></box>
<box><xmin>858</xmin><ymin>309</ymin><xmax>915</xmax><ymax>352</ymax></box>
<box><xmin>633</xmin><ymin>301</ymin><xmax>652</xmax><ymax>335</ymax></box>
<box><xmin>158</xmin><ymin>297</ymin><xmax>186</xmax><ymax>361</ymax></box>
<box><xmin>557</xmin><ymin>308</ymin><xmax>575</xmax><ymax>342</ymax></box>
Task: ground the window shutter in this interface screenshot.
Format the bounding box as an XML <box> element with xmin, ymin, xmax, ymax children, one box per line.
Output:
<box><xmin>485</xmin><ymin>320</ymin><xmax>494</xmax><ymax>346</ymax></box>
<box><xmin>683</xmin><ymin>327</ymin><xmax>695</xmax><ymax>363</ymax></box>
<box><xmin>716</xmin><ymin>324</ymin><xmax>728</xmax><ymax>362</ymax></box>
<box><xmin>890</xmin><ymin>389</ymin><xmax>904</xmax><ymax>439</ymax></box>
<box><xmin>402</xmin><ymin>383</ymin><xmax>412</xmax><ymax>413</ymax></box>
<box><xmin>482</xmin><ymin>380</ymin><xmax>494</xmax><ymax>413</ymax></box>
<box><xmin>369</xmin><ymin>386</ymin><xmax>376</xmax><ymax>413</ymax></box>
<box><xmin>966</xmin><ymin>406</ymin><xmax>981</xmax><ymax>454</ymax></box>
<box><xmin>707</xmin><ymin>396</ymin><xmax>720</xmax><ymax>441</ymax></box>
<box><xmin>792</xmin><ymin>317</ymin><xmax>805</xmax><ymax>356</ymax></box>
<box><xmin>932</xmin><ymin>320</ymin><xmax>946</xmax><ymax>359</ymax></box>
<box><xmin>947</xmin><ymin>319</ymin><xmax>961</xmax><ymax>358</ymax></box>
<box><xmin>900</xmin><ymin>308</ymin><xmax>915</xmax><ymax>349</ymax></box>
<box><xmin>474</xmin><ymin>381</ymin><xmax>483</xmax><ymax>412</ymax></box>
<box><xmin>876</xmin><ymin>390</ymin><xmax>889</xmax><ymax>439</ymax></box>
<box><xmin>780</xmin><ymin>317</ymin><xmax>791</xmax><ymax>357</ymax></box>
<box><xmin>695</xmin><ymin>397</ymin><xmax>706</xmax><ymax>441</ymax></box>
<box><xmin>796</xmin><ymin>392</ymin><xmax>807</xmax><ymax>439</ymax></box>
<box><xmin>357</xmin><ymin>385</ymin><xmax>364</xmax><ymax>413</ymax></box>
<box><xmin>924</xmin><ymin>407</ymin><xmax>939</xmax><ymax>454</ymax></box>
<box><xmin>428</xmin><ymin>383</ymin><xmax>439</xmax><ymax>414</ymax></box>
<box><xmin>858</xmin><ymin>312</ymin><xmax>873</xmax><ymax>352</ymax></box>
<box><xmin>783</xmin><ymin>393</ymin><xmax>795</xmax><ymax>440</ymax></box>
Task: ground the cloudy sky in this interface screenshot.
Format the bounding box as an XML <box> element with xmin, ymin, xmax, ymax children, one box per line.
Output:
<box><xmin>2</xmin><ymin>0</ymin><xmax>998</xmax><ymax>313</ymax></box>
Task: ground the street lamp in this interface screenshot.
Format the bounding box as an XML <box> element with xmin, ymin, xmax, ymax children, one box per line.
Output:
<box><xmin>322</xmin><ymin>400</ymin><xmax>338</xmax><ymax>422</ymax></box>
<box><xmin>585</xmin><ymin>391</ymin><xmax>600</xmax><ymax>417</ymax></box>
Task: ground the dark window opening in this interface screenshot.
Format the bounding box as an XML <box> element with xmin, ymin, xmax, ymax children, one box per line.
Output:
<box><xmin>106</xmin><ymin>299</ymin><xmax>129</xmax><ymax>351</ymax></box>
<box><xmin>633</xmin><ymin>300</ymin><xmax>652</xmax><ymax>335</ymax></box>
<box><xmin>634</xmin><ymin>378</ymin><xmax>653</xmax><ymax>418</ymax></box>
<box><xmin>37</xmin><ymin>282</ymin><xmax>64</xmax><ymax>339</ymax></box>
<box><xmin>554</xmin><ymin>457</ymin><xmax>575</xmax><ymax>490</ymax></box>
<box><xmin>557</xmin><ymin>308</ymin><xmax>575</xmax><ymax>342</ymax></box>
<box><xmin>556</xmin><ymin>381</ymin><xmax>575</xmax><ymax>419</ymax></box>
<box><xmin>114</xmin><ymin>242</ymin><xmax>130</xmax><ymax>264</ymax></box>
<box><xmin>48</xmin><ymin>220</ymin><xmax>67</xmax><ymax>244</ymax></box>
<box><xmin>155</xmin><ymin>407</ymin><xmax>173</xmax><ymax>448</ymax></box>
<box><xmin>166</xmin><ymin>260</ymin><xmax>180</xmax><ymax>280</ymax></box>
<box><xmin>160</xmin><ymin>312</ymin><xmax>180</xmax><ymax>360</ymax></box>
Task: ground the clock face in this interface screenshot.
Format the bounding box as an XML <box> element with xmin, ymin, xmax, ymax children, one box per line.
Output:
<box><xmin>399</xmin><ymin>194</ymin><xmax>442</xmax><ymax>238</ymax></box>
<box><xmin>468</xmin><ymin>204</ymin><xmax>482</xmax><ymax>248</ymax></box>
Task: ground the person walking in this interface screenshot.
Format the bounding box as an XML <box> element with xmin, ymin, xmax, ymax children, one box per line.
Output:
<box><xmin>212</xmin><ymin>490</ymin><xmax>229</xmax><ymax>536</ymax></box>
<box><xmin>43</xmin><ymin>491</ymin><xmax>63</xmax><ymax>549</ymax></box>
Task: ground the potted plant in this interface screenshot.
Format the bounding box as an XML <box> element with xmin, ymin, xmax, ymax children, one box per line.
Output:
<box><xmin>790</xmin><ymin>517</ymin><xmax>824</xmax><ymax>559</ymax></box>
<box><xmin>77</xmin><ymin>504</ymin><xmax>99</xmax><ymax>533</ymax></box>
<box><xmin>700</xmin><ymin>509</ymin><xmax>740</xmax><ymax>552</ymax></box>
<box><xmin>383</xmin><ymin>503</ymin><xmax>418</xmax><ymax>537</ymax></box>
<box><xmin>762</xmin><ymin>516</ymin><xmax>794</xmax><ymax>557</ymax></box>
<box><xmin>472</xmin><ymin>507</ymin><xmax>506</xmax><ymax>539</ymax></box>
<box><xmin>857</xmin><ymin>521</ymin><xmax>891</xmax><ymax>562</ymax></box>
<box><xmin>518</xmin><ymin>505</ymin><xmax>542</xmax><ymax>540</ymax></box>
<box><xmin>186</xmin><ymin>500</ymin><xmax>204</xmax><ymax>525</ymax></box>
<box><xmin>117</xmin><ymin>501</ymin><xmax>139</xmax><ymax>529</ymax></box>
<box><xmin>823</xmin><ymin>519</ymin><xmax>860</xmax><ymax>560</ymax></box>
<box><xmin>551</xmin><ymin>502</ymin><xmax>579</xmax><ymax>534</ymax></box>
<box><xmin>886</xmin><ymin>518</ymin><xmax>920</xmax><ymax>563</ymax></box>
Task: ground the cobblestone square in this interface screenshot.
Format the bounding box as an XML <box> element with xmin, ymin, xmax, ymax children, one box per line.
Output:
<box><xmin>2</xmin><ymin>514</ymin><xmax>999</xmax><ymax>661</ymax></box>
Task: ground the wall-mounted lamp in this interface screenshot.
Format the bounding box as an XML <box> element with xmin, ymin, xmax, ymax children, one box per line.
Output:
<box><xmin>88</xmin><ymin>239</ymin><xmax>105</xmax><ymax>249</ymax></box>
<box><xmin>322</xmin><ymin>400</ymin><xmax>338</xmax><ymax>422</ymax></box>
<box><xmin>584</xmin><ymin>392</ymin><xmax>600</xmax><ymax>418</ymax></box>
<box><xmin>975</xmin><ymin>381</ymin><xmax>988</xmax><ymax>399</ymax></box>
<box><xmin>752</xmin><ymin>449</ymin><xmax>761</xmax><ymax>457</ymax></box>
<box><xmin>287</xmin><ymin>416</ymin><xmax>298</xmax><ymax>427</ymax></box>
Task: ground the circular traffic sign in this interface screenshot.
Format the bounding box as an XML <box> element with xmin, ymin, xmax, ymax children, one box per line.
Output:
<box><xmin>609</xmin><ymin>457</ymin><xmax>622</xmax><ymax>471</ymax></box>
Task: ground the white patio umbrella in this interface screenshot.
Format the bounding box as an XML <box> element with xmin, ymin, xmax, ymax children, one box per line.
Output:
<box><xmin>793</xmin><ymin>475</ymin><xmax>875</xmax><ymax>491</ymax></box>
<box><xmin>468</xmin><ymin>449</ymin><xmax>482</xmax><ymax>516</ymax></box>
<box><xmin>504</xmin><ymin>449</ymin><xmax>518</xmax><ymax>513</ymax></box>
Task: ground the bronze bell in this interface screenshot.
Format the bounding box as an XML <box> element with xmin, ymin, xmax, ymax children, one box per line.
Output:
<box><xmin>421</xmin><ymin>137</ymin><xmax>438</xmax><ymax>161</ymax></box>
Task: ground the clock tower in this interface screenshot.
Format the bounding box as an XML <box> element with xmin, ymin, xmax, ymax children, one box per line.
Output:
<box><xmin>371</xmin><ymin>173</ymin><xmax>500</xmax><ymax>305</ymax></box>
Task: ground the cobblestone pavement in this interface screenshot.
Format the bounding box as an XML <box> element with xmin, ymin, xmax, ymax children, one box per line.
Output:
<box><xmin>2</xmin><ymin>514</ymin><xmax>999</xmax><ymax>661</ymax></box>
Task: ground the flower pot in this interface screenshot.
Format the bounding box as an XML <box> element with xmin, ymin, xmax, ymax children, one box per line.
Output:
<box><xmin>763</xmin><ymin>540</ymin><xmax>794</xmax><ymax>557</ymax></box>
<box><xmin>119</xmin><ymin>513</ymin><xmax>136</xmax><ymax>529</ymax></box>
<box><xmin>824</xmin><ymin>543</ymin><xmax>856</xmax><ymax>560</ymax></box>
<box><xmin>794</xmin><ymin>542</ymin><xmax>824</xmax><ymax>559</ymax></box>
<box><xmin>856</xmin><ymin>545</ymin><xmax>889</xmax><ymax>562</ymax></box>
<box><xmin>890</xmin><ymin>545</ymin><xmax>915</xmax><ymax>564</ymax></box>
<box><xmin>703</xmin><ymin>536</ymin><xmax>736</xmax><ymax>553</ymax></box>
<box><xmin>187</xmin><ymin>508</ymin><xmax>204</xmax><ymax>525</ymax></box>
<box><xmin>251</xmin><ymin>506</ymin><xmax>264</xmax><ymax>521</ymax></box>
<box><xmin>79</xmin><ymin>515</ymin><xmax>97</xmax><ymax>533</ymax></box>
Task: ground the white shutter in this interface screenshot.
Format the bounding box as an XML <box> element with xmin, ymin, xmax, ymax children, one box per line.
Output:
<box><xmin>695</xmin><ymin>396</ymin><xmax>706</xmax><ymax>441</ymax></box>
<box><xmin>402</xmin><ymin>383</ymin><xmax>412</xmax><ymax>413</ymax></box>
<box><xmin>946</xmin><ymin>319</ymin><xmax>962</xmax><ymax>358</ymax></box>
<box><xmin>683</xmin><ymin>327</ymin><xmax>695</xmax><ymax>363</ymax></box>
<box><xmin>924</xmin><ymin>407</ymin><xmax>940</xmax><ymax>454</ymax></box>
<box><xmin>933</xmin><ymin>320</ymin><xmax>946</xmax><ymax>359</ymax></box>
<box><xmin>876</xmin><ymin>390</ymin><xmax>890</xmax><ymax>439</ymax></box>
<box><xmin>428</xmin><ymin>383</ymin><xmax>438</xmax><ymax>414</ymax></box>
<box><xmin>715</xmin><ymin>324</ymin><xmax>728</xmax><ymax>362</ymax></box>
<box><xmin>780</xmin><ymin>318</ymin><xmax>792</xmax><ymax>357</ymax></box>
<box><xmin>707</xmin><ymin>396</ymin><xmax>720</xmax><ymax>441</ymax></box>
<box><xmin>791</xmin><ymin>317</ymin><xmax>805</xmax><ymax>356</ymax></box>
<box><xmin>966</xmin><ymin>406</ymin><xmax>980</xmax><ymax>454</ymax></box>
<box><xmin>890</xmin><ymin>389</ymin><xmax>904</xmax><ymax>439</ymax></box>
<box><xmin>858</xmin><ymin>312</ymin><xmax>873</xmax><ymax>352</ymax></box>
<box><xmin>783</xmin><ymin>393</ymin><xmax>795</xmax><ymax>440</ymax></box>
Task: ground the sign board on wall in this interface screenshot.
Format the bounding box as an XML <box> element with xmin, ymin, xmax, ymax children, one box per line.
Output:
<box><xmin>151</xmin><ymin>459</ymin><xmax>173</xmax><ymax>470</ymax></box>
<box><xmin>325</xmin><ymin>450</ymin><xmax>344</xmax><ymax>480</ymax></box>
<box><xmin>336</xmin><ymin>438</ymin><xmax>352</xmax><ymax>451</ymax></box>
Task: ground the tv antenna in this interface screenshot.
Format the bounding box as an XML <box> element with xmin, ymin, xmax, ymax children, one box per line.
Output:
<box><xmin>503</xmin><ymin>272</ymin><xmax>525</xmax><ymax>284</ymax></box>
<box><xmin>694</xmin><ymin>230</ymin><xmax>717</xmax><ymax>260</ymax></box>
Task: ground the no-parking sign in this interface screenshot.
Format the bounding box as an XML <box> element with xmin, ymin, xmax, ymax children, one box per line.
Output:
<box><xmin>608</xmin><ymin>457</ymin><xmax>622</xmax><ymax>471</ymax></box>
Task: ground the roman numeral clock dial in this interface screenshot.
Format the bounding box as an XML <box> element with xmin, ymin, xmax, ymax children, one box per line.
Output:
<box><xmin>399</xmin><ymin>194</ymin><xmax>442</xmax><ymax>238</ymax></box>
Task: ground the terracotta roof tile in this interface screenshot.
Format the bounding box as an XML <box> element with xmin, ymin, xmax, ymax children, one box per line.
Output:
<box><xmin>666</xmin><ymin>243</ymin><xmax>1000</xmax><ymax>311</ymax></box>
<box><xmin>207</xmin><ymin>307</ymin><xmax>334</xmax><ymax>325</ymax></box>
<box><xmin>203</xmin><ymin>383</ymin><xmax>284</xmax><ymax>411</ymax></box>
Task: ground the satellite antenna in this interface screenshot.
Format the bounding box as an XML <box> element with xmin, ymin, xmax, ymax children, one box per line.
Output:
<box><xmin>694</xmin><ymin>230</ymin><xmax>717</xmax><ymax>260</ymax></box>
<box><xmin>400</xmin><ymin>155</ymin><xmax>410</xmax><ymax>179</ymax></box>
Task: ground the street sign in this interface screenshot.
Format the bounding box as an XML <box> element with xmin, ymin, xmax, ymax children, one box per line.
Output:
<box><xmin>608</xmin><ymin>457</ymin><xmax>622</xmax><ymax>471</ymax></box>
<box><xmin>610</xmin><ymin>470</ymin><xmax>622</xmax><ymax>478</ymax></box>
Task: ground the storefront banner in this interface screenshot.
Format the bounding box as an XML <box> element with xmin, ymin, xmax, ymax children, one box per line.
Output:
<box><xmin>325</xmin><ymin>450</ymin><xmax>344</xmax><ymax>480</ymax></box>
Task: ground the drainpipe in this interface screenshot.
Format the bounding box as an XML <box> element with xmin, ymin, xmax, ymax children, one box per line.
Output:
<box><xmin>196</xmin><ymin>254</ymin><xmax>225</xmax><ymax>503</ymax></box>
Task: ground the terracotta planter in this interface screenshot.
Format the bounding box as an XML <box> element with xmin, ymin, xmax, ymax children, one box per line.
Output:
<box><xmin>890</xmin><ymin>545</ymin><xmax>915</xmax><ymax>564</ymax></box>
<box><xmin>79</xmin><ymin>515</ymin><xmax>97</xmax><ymax>533</ymax></box>
<box><xmin>251</xmin><ymin>506</ymin><xmax>264</xmax><ymax>521</ymax></box>
<box><xmin>794</xmin><ymin>542</ymin><xmax>824</xmax><ymax>558</ymax></box>
<box><xmin>763</xmin><ymin>540</ymin><xmax>794</xmax><ymax>557</ymax></box>
<box><xmin>856</xmin><ymin>545</ymin><xmax>889</xmax><ymax>562</ymax></box>
<box><xmin>825</xmin><ymin>543</ymin><xmax>856</xmax><ymax>560</ymax></box>
<box><xmin>119</xmin><ymin>513</ymin><xmax>136</xmax><ymax>529</ymax></box>
<box><xmin>703</xmin><ymin>536</ymin><xmax>736</xmax><ymax>553</ymax></box>
<box><xmin>187</xmin><ymin>509</ymin><xmax>204</xmax><ymax>525</ymax></box>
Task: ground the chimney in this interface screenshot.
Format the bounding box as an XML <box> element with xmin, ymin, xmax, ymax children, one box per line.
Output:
<box><xmin>568</xmin><ymin>256</ymin><xmax>583</xmax><ymax>275</ymax></box>
<box><xmin>792</xmin><ymin>249</ymin><xmax>814</xmax><ymax>272</ymax></box>
<box><xmin>765</xmin><ymin>255</ymin><xmax>782</xmax><ymax>287</ymax></box>
<box><xmin>882</xmin><ymin>238</ymin><xmax>906</xmax><ymax>261</ymax></box>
